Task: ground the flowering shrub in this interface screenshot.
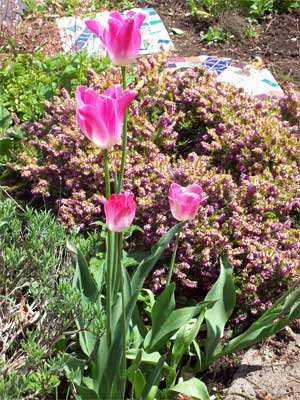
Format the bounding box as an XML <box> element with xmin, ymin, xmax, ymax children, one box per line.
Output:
<box><xmin>15</xmin><ymin>55</ymin><xmax>300</xmax><ymax>323</ymax></box>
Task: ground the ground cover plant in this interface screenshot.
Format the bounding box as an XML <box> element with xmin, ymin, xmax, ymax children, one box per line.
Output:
<box><xmin>12</xmin><ymin>54</ymin><xmax>300</xmax><ymax>326</ymax></box>
<box><xmin>1</xmin><ymin>1</ymin><xmax>300</xmax><ymax>398</ymax></box>
<box><xmin>0</xmin><ymin>196</ymin><xmax>109</xmax><ymax>399</ymax></box>
<box><xmin>0</xmin><ymin>51</ymin><xmax>110</xmax><ymax>122</ymax></box>
<box><xmin>188</xmin><ymin>0</ymin><xmax>300</xmax><ymax>18</ymax></box>
<box><xmin>55</xmin><ymin>11</ymin><xmax>300</xmax><ymax>399</ymax></box>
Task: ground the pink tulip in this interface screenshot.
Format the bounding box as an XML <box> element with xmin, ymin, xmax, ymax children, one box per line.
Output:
<box><xmin>169</xmin><ymin>183</ymin><xmax>208</xmax><ymax>221</ymax></box>
<box><xmin>85</xmin><ymin>10</ymin><xmax>146</xmax><ymax>66</ymax></box>
<box><xmin>103</xmin><ymin>192</ymin><xmax>136</xmax><ymax>232</ymax></box>
<box><xmin>75</xmin><ymin>84</ymin><xmax>136</xmax><ymax>149</ymax></box>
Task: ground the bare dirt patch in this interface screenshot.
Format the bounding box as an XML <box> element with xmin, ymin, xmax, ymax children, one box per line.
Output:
<box><xmin>137</xmin><ymin>0</ymin><xmax>300</xmax><ymax>83</ymax></box>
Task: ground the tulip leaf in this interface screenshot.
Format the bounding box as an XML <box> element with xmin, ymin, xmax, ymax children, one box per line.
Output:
<box><xmin>127</xmin><ymin>349</ymin><xmax>142</xmax><ymax>377</ymax></box>
<box><xmin>170</xmin><ymin>377</ymin><xmax>210</xmax><ymax>400</ymax></box>
<box><xmin>63</xmin><ymin>354</ymin><xmax>86</xmax><ymax>386</ymax></box>
<box><xmin>145</xmin><ymin>301</ymin><xmax>215</xmax><ymax>353</ymax></box>
<box><xmin>131</xmin><ymin>221</ymin><xmax>186</xmax><ymax>294</ymax></box>
<box><xmin>192</xmin><ymin>339</ymin><xmax>205</xmax><ymax>372</ymax></box>
<box><xmin>127</xmin><ymin>348</ymin><xmax>164</xmax><ymax>365</ymax></box>
<box><xmin>74</xmin><ymin>384</ymin><xmax>99</xmax><ymax>400</ymax></box>
<box><xmin>171</xmin><ymin>308</ymin><xmax>206</xmax><ymax>366</ymax></box>
<box><xmin>203</xmin><ymin>255</ymin><xmax>236</xmax><ymax>369</ymax></box>
<box><xmin>67</xmin><ymin>241</ymin><xmax>99</xmax><ymax>304</ymax></box>
<box><xmin>67</xmin><ymin>241</ymin><xmax>99</xmax><ymax>357</ymax></box>
<box><xmin>95</xmin><ymin>269</ymin><xmax>133</xmax><ymax>398</ymax></box>
<box><xmin>150</xmin><ymin>283</ymin><xmax>176</xmax><ymax>338</ymax></box>
<box><xmin>89</xmin><ymin>257</ymin><xmax>105</xmax><ymax>292</ymax></box>
<box><xmin>130</xmin><ymin>369</ymin><xmax>146</xmax><ymax>399</ymax></box>
<box><xmin>139</xmin><ymin>354</ymin><xmax>166</xmax><ymax>400</ymax></box>
<box><xmin>219</xmin><ymin>286</ymin><xmax>300</xmax><ymax>357</ymax></box>
<box><xmin>95</xmin><ymin>224</ymin><xmax>185</xmax><ymax>396</ymax></box>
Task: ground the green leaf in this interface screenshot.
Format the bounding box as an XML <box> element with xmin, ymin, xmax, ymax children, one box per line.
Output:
<box><xmin>131</xmin><ymin>221</ymin><xmax>186</xmax><ymax>294</ymax></box>
<box><xmin>171</xmin><ymin>308</ymin><xmax>206</xmax><ymax>366</ymax></box>
<box><xmin>139</xmin><ymin>354</ymin><xmax>166</xmax><ymax>400</ymax></box>
<box><xmin>67</xmin><ymin>241</ymin><xmax>99</xmax><ymax>357</ymax></box>
<box><xmin>203</xmin><ymin>255</ymin><xmax>236</xmax><ymax>369</ymax></box>
<box><xmin>219</xmin><ymin>286</ymin><xmax>300</xmax><ymax>357</ymax></box>
<box><xmin>0</xmin><ymin>106</ymin><xmax>12</xmax><ymax>131</ymax></box>
<box><xmin>127</xmin><ymin>349</ymin><xmax>142</xmax><ymax>378</ymax></box>
<box><xmin>123</xmin><ymin>250</ymin><xmax>148</xmax><ymax>268</ymax></box>
<box><xmin>138</xmin><ymin>288</ymin><xmax>156</xmax><ymax>315</ymax></box>
<box><xmin>132</xmin><ymin>305</ymin><xmax>148</xmax><ymax>342</ymax></box>
<box><xmin>0</xmin><ymin>137</ymin><xmax>13</xmax><ymax>157</ymax></box>
<box><xmin>63</xmin><ymin>354</ymin><xmax>86</xmax><ymax>386</ymax></box>
<box><xmin>95</xmin><ymin>224</ymin><xmax>184</xmax><ymax>397</ymax></box>
<box><xmin>192</xmin><ymin>340</ymin><xmax>205</xmax><ymax>372</ymax></box>
<box><xmin>150</xmin><ymin>283</ymin><xmax>176</xmax><ymax>339</ymax></box>
<box><xmin>95</xmin><ymin>270</ymin><xmax>132</xmax><ymax>398</ymax></box>
<box><xmin>67</xmin><ymin>241</ymin><xmax>99</xmax><ymax>304</ymax></box>
<box><xmin>170</xmin><ymin>377</ymin><xmax>210</xmax><ymax>400</ymax></box>
<box><xmin>127</xmin><ymin>348</ymin><xmax>163</xmax><ymax>365</ymax></box>
<box><xmin>131</xmin><ymin>369</ymin><xmax>146</xmax><ymax>399</ymax></box>
<box><xmin>74</xmin><ymin>384</ymin><xmax>99</xmax><ymax>400</ymax></box>
<box><xmin>89</xmin><ymin>257</ymin><xmax>105</xmax><ymax>292</ymax></box>
<box><xmin>145</xmin><ymin>301</ymin><xmax>215</xmax><ymax>353</ymax></box>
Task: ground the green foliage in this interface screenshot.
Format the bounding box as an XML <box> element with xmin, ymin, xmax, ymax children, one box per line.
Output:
<box><xmin>201</xmin><ymin>26</ymin><xmax>232</xmax><ymax>44</ymax></box>
<box><xmin>0</xmin><ymin>107</ymin><xmax>12</xmax><ymax>132</ymax></box>
<box><xmin>274</xmin><ymin>0</ymin><xmax>300</xmax><ymax>11</ymax></box>
<box><xmin>67</xmin><ymin>247</ymin><xmax>300</xmax><ymax>399</ymax></box>
<box><xmin>188</xmin><ymin>0</ymin><xmax>300</xmax><ymax>18</ymax></box>
<box><xmin>23</xmin><ymin>0</ymin><xmax>136</xmax><ymax>17</ymax></box>
<box><xmin>0</xmin><ymin>51</ymin><xmax>110</xmax><ymax>121</ymax></box>
<box><xmin>188</xmin><ymin>0</ymin><xmax>239</xmax><ymax>16</ymax></box>
<box><xmin>0</xmin><ymin>107</ymin><xmax>15</xmax><ymax>166</ymax></box>
<box><xmin>65</xmin><ymin>222</ymin><xmax>196</xmax><ymax>399</ymax></box>
<box><xmin>0</xmin><ymin>197</ymin><xmax>105</xmax><ymax>399</ymax></box>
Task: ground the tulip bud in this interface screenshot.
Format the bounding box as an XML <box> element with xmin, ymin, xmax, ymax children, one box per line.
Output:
<box><xmin>75</xmin><ymin>85</ymin><xmax>136</xmax><ymax>149</ymax></box>
<box><xmin>103</xmin><ymin>192</ymin><xmax>136</xmax><ymax>232</ymax></box>
<box><xmin>169</xmin><ymin>183</ymin><xmax>208</xmax><ymax>221</ymax></box>
<box><xmin>85</xmin><ymin>10</ymin><xmax>146</xmax><ymax>66</ymax></box>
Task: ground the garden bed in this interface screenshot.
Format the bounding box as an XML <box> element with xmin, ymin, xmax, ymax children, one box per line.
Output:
<box><xmin>1</xmin><ymin>1</ymin><xmax>300</xmax><ymax>399</ymax></box>
<box><xmin>137</xmin><ymin>0</ymin><xmax>300</xmax><ymax>83</ymax></box>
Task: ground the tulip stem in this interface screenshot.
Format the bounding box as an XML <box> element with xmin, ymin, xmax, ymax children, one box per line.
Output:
<box><xmin>166</xmin><ymin>230</ymin><xmax>181</xmax><ymax>286</ymax></box>
<box><xmin>103</xmin><ymin>149</ymin><xmax>111</xmax><ymax>197</ymax></box>
<box><xmin>117</xmin><ymin>232</ymin><xmax>127</xmax><ymax>396</ymax></box>
<box><xmin>103</xmin><ymin>149</ymin><xmax>112</xmax><ymax>347</ymax></box>
<box><xmin>118</xmin><ymin>66</ymin><xmax>128</xmax><ymax>193</ymax></box>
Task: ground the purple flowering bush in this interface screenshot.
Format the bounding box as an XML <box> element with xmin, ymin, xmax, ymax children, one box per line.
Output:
<box><xmin>14</xmin><ymin>55</ymin><xmax>300</xmax><ymax>324</ymax></box>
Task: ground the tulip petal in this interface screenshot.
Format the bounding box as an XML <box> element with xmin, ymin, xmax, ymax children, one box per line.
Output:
<box><xmin>103</xmin><ymin>84</ymin><xmax>122</xmax><ymax>99</ymax></box>
<box><xmin>169</xmin><ymin>182</ymin><xmax>207</xmax><ymax>221</ymax></box>
<box><xmin>116</xmin><ymin>90</ymin><xmax>136</xmax><ymax>116</ymax></box>
<box><xmin>76</xmin><ymin>105</ymin><xmax>110</xmax><ymax>148</ymax></box>
<box><xmin>76</xmin><ymin>86</ymin><xmax>99</xmax><ymax>107</ymax></box>
<box><xmin>103</xmin><ymin>192</ymin><xmax>136</xmax><ymax>232</ymax></box>
<box><xmin>85</xmin><ymin>20</ymin><xmax>105</xmax><ymax>42</ymax></box>
<box><xmin>109</xmin><ymin>11</ymin><xmax>123</xmax><ymax>21</ymax></box>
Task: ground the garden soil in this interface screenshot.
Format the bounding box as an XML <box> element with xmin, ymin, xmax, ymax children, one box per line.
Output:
<box><xmin>223</xmin><ymin>328</ymin><xmax>300</xmax><ymax>400</ymax></box>
<box><xmin>136</xmin><ymin>0</ymin><xmax>300</xmax><ymax>84</ymax></box>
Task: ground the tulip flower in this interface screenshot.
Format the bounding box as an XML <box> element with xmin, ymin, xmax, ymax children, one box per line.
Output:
<box><xmin>169</xmin><ymin>183</ymin><xmax>208</xmax><ymax>221</ymax></box>
<box><xmin>75</xmin><ymin>84</ymin><xmax>136</xmax><ymax>149</ymax></box>
<box><xmin>103</xmin><ymin>192</ymin><xmax>136</xmax><ymax>232</ymax></box>
<box><xmin>85</xmin><ymin>10</ymin><xmax>146</xmax><ymax>66</ymax></box>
